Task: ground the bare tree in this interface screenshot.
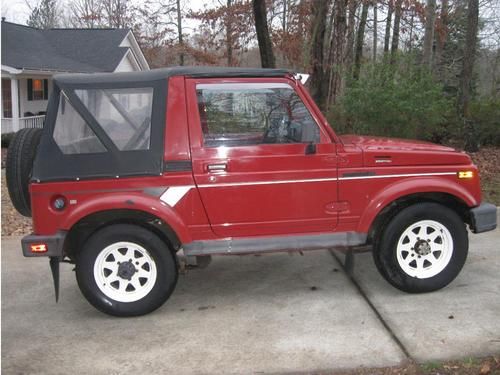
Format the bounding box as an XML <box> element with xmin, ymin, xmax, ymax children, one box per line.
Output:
<box><xmin>353</xmin><ymin>0</ymin><xmax>369</xmax><ymax>79</ymax></box>
<box><xmin>226</xmin><ymin>0</ymin><xmax>233</xmax><ymax>66</ymax></box>
<box><xmin>102</xmin><ymin>0</ymin><xmax>129</xmax><ymax>28</ymax></box>
<box><xmin>176</xmin><ymin>0</ymin><xmax>184</xmax><ymax>65</ymax></box>
<box><xmin>326</xmin><ymin>0</ymin><xmax>348</xmax><ymax>107</ymax></box>
<box><xmin>309</xmin><ymin>0</ymin><xmax>330</xmax><ymax>109</ymax></box>
<box><xmin>253</xmin><ymin>0</ymin><xmax>276</xmax><ymax>68</ymax></box>
<box><xmin>27</xmin><ymin>0</ymin><xmax>60</xmax><ymax>29</ymax></box>
<box><xmin>70</xmin><ymin>0</ymin><xmax>102</xmax><ymax>28</ymax></box>
<box><xmin>390</xmin><ymin>0</ymin><xmax>402</xmax><ymax>62</ymax></box>
<box><xmin>345</xmin><ymin>0</ymin><xmax>358</xmax><ymax>69</ymax></box>
<box><xmin>460</xmin><ymin>0</ymin><xmax>480</xmax><ymax>152</ymax></box>
<box><xmin>373</xmin><ymin>0</ymin><xmax>377</xmax><ymax>61</ymax></box>
<box><xmin>383</xmin><ymin>0</ymin><xmax>393</xmax><ymax>53</ymax></box>
<box><xmin>282</xmin><ymin>0</ymin><xmax>287</xmax><ymax>31</ymax></box>
<box><xmin>422</xmin><ymin>0</ymin><xmax>437</xmax><ymax>66</ymax></box>
<box><xmin>434</xmin><ymin>0</ymin><xmax>449</xmax><ymax>76</ymax></box>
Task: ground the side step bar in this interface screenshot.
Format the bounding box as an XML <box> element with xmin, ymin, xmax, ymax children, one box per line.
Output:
<box><xmin>183</xmin><ymin>232</ymin><xmax>367</xmax><ymax>256</ymax></box>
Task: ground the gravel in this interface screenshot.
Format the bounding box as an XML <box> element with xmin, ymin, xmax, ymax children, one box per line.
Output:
<box><xmin>1</xmin><ymin>170</ymin><xmax>32</xmax><ymax>236</ymax></box>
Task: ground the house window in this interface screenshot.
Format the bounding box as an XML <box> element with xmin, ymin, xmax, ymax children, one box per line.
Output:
<box><xmin>27</xmin><ymin>79</ymin><xmax>48</xmax><ymax>101</ymax></box>
<box><xmin>2</xmin><ymin>79</ymin><xmax>12</xmax><ymax>118</ymax></box>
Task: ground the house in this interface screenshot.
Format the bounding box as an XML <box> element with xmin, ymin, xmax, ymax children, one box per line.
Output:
<box><xmin>1</xmin><ymin>20</ymin><xmax>149</xmax><ymax>134</ymax></box>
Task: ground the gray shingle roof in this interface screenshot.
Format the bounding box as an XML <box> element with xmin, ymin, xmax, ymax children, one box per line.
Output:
<box><xmin>1</xmin><ymin>21</ymin><xmax>130</xmax><ymax>73</ymax></box>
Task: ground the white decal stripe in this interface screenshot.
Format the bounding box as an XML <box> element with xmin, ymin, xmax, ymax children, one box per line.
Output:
<box><xmin>197</xmin><ymin>177</ymin><xmax>337</xmax><ymax>188</ymax></box>
<box><xmin>338</xmin><ymin>172</ymin><xmax>457</xmax><ymax>181</ymax></box>
<box><xmin>160</xmin><ymin>186</ymin><xmax>193</xmax><ymax>206</ymax></box>
<box><xmin>197</xmin><ymin>172</ymin><xmax>457</xmax><ymax>188</ymax></box>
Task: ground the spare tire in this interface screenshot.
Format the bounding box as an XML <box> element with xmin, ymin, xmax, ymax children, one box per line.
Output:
<box><xmin>6</xmin><ymin>128</ymin><xmax>43</xmax><ymax>217</ymax></box>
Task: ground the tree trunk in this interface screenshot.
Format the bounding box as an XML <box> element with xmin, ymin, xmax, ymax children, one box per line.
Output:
<box><xmin>434</xmin><ymin>0</ymin><xmax>448</xmax><ymax>77</ymax></box>
<box><xmin>353</xmin><ymin>1</ymin><xmax>369</xmax><ymax>79</ymax></box>
<box><xmin>422</xmin><ymin>0</ymin><xmax>436</xmax><ymax>67</ymax></box>
<box><xmin>373</xmin><ymin>1</ymin><xmax>377</xmax><ymax>61</ymax></box>
<box><xmin>326</xmin><ymin>0</ymin><xmax>347</xmax><ymax>107</ymax></box>
<box><xmin>226</xmin><ymin>0</ymin><xmax>233</xmax><ymax>66</ymax></box>
<box><xmin>407</xmin><ymin>11</ymin><xmax>414</xmax><ymax>52</ymax></box>
<box><xmin>309</xmin><ymin>0</ymin><xmax>330</xmax><ymax>110</ymax></box>
<box><xmin>298</xmin><ymin>0</ymin><xmax>308</xmax><ymax>69</ymax></box>
<box><xmin>390</xmin><ymin>0</ymin><xmax>402</xmax><ymax>62</ymax></box>
<box><xmin>253</xmin><ymin>0</ymin><xmax>276</xmax><ymax>68</ymax></box>
<box><xmin>282</xmin><ymin>0</ymin><xmax>287</xmax><ymax>31</ymax></box>
<box><xmin>460</xmin><ymin>0</ymin><xmax>479</xmax><ymax>152</ymax></box>
<box><xmin>176</xmin><ymin>0</ymin><xmax>184</xmax><ymax>66</ymax></box>
<box><xmin>383</xmin><ymin>0</ymin><xmax>393</xmax><ymax>53</ymax></box>
<box><xmin>345</xmin><ymin>0</ymin><xmax>358</xmax><ymax>69</ymax></box>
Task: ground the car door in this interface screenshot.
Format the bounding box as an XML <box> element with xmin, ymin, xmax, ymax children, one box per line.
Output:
<box><xmin>186</xmin><ymin>77</ymin><xmax>338</xmax><ymax>238</ymax></box>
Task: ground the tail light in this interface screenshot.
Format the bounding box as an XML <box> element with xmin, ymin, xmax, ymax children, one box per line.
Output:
<box><xmin>31</xmin><ymin>243</ymin><xmax>48</xmax><ymax>253</ymax></box>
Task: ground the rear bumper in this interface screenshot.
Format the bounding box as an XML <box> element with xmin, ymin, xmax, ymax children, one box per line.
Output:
<box><xmin>469</xmin><ymin>203</ymin><xmax>497</xmax><ymax>233</ymax></box>
<box><xmin>21</xmin><ymin>231</ymin><xmax>67</xmax><ymax>257</ymax></box>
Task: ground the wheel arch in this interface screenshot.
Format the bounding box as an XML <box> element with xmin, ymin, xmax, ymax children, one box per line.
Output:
<box><xmin>63</xmin><ymin>208</ymin><xmax>183</xmax><ymax>258</ymax></box>
<box><xmin>366</xmin><ymin>191</ymin><xmax>472</xmax><ymax>246</ymax></box>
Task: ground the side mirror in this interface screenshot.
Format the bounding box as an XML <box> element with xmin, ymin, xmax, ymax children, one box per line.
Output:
<box><xmin>305</xmin><ymin>143</ymin><xmax>316</xmax><ymax>155</ymax></box>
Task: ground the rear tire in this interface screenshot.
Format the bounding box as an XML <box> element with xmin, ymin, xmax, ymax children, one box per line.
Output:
<box><xmin>6</xmin><ymin>128</ymin><xmax>42</xmax><ymax>217</ymax></box>
<box><xmin>76</xmin><ymin>224</ymin><xmax>178</xmax><ymax>317</ymax></box>
<box><xmin>373</xmin><ymin>203</ymin><xmax>468</xmax><ymax>293</ymax></box>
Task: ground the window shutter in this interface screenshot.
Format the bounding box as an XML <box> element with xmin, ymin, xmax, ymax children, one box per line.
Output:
<box><xmin>27</xmin><ymin>79</ymin><xmax>33</xmax><ymax>101</ymax></box>
<box><xmin>43</xmin><ymin>79</ymin><xmax>48</xmax><ymax>100</ymax></box>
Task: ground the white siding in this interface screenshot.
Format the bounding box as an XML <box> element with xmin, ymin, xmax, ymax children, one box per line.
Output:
<box><xmin>114</xmin><ymin>52</ymin><xmax>139</xmax><ymax>72</ymax></box>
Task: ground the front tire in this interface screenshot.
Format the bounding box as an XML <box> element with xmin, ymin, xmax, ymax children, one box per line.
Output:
<box><xmin>373</xmin><ymin>203</ymin><xmax>468</xmax><ymax>293</ymax></box>
<box><xmin>76</xmin><ymin>224</ymin><xmax>178</xmax><ymax>317</ymax></box>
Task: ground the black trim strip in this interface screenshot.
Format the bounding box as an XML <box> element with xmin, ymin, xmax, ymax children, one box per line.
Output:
<box><xmin>164</xmin><ymin>160</ymin><xmax>192</xmax><ymax>172</ymax></box>
<box><xmin>341</xmin><ymin>171</ymin><xmax>376</xmax><ymax>178</ymax></box>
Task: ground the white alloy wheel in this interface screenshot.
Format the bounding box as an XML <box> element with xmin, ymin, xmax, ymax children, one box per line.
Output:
<box><xmin>93</xmin><ymin>241</ymin><xmax>157</xmax><ymax>303</ymax></box>
<box><xmin>396</xmin><ymin>220</ymin><xmax>454</xmax><ymax>279</ymax></box>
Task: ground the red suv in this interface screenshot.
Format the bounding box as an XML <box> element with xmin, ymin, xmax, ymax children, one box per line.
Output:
<box><xmin>7</xmin><ymin>67</ymin><xmax>497</xmax><ymax>316</ymax></box>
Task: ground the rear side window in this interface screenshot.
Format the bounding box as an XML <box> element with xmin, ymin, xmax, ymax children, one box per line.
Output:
<box><xmin>75</xmin><ymin>88</ymin><xmax>154</xmax><ymax>151</ymax></box>
<box><xmin>196</xmin><ymin>83</ymin><xmax>320</xmax><ymax>147</ymax></box>
<box><xmin>53</xmin><ymin>92</ymin><xmax>106</xmax><ymax>154</ymax></box>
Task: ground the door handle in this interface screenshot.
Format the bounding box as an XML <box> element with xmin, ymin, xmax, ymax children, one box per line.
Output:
<box><xmin>207</xmin><ymin>163</ymin><xmax>227</xmax><ymax>172</ymax></box>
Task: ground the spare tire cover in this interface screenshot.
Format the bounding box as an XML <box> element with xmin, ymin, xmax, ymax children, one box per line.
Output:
<box><xmin>6</xmin><ymin>128</ymin><xmax>43</xmax><ymax>217</ymax></box>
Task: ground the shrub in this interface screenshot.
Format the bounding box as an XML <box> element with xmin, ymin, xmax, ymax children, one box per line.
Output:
<box><xmin>470</xmin><ymin>99</ymin><xmax>500</xmax><ymax>147</ymax></box>
<box><xmin>1</xmin><ymin>133</ymin><xmax>15</xmax><ymax>148</ymax></box>
<box><xmin>328</xmin><ymin>56</ymin><xmax>453</xmax><ymax>142</ymax></box>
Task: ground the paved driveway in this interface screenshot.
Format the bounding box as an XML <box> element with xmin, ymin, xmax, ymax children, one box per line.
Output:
<box><xmin>2</xmin><ymin>226</ymin><xmax>499</xmax><ymax>374</ymax></box>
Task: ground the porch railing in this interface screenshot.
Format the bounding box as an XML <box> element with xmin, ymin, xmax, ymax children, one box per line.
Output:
<box><xmin>1</xmin><ymin>115</ymin><xmax>45</xmax><ymax>134</ymax></box>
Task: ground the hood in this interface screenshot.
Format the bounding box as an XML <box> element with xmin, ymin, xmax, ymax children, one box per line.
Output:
<box><xmin>339</xmin><ymin>135</ymin><xmax>471</xmax><ymax>166</ymax></box>
<box><xmin>339</xmin><ymin>135</ymin><xmax>455</xmax><ymax>152</ymax></box>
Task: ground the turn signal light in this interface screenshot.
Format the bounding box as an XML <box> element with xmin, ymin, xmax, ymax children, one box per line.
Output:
<box><xmin>458</xmin><ymin>171</ymin><xmax>474</xmax><ymax>179</ymax></box>
<box><xmin>31</xmin><ymin>243</ymin><xmax>48</xmax><ymax>253</ymax></box>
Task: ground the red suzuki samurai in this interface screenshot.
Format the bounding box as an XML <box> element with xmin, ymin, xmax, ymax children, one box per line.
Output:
<box><xmin>6</xmin><ymin>67</ymin><xmax>497</xmax><ymax>317</ymax></box>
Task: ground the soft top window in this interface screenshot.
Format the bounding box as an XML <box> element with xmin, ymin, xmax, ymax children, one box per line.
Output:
<box><xmin>75</xmin><ymin>88</ymin><xmax>153</xmax><ymax>151</ymax></box>
<box><xmin>32</xmin><ymin>78</ymin><xmax>167</xmax><ymax>182</ymax></box>
<box><xmin>53</xmin><ymin>92</ymin><xmax>106</xmax><ymax>154</ymax></box>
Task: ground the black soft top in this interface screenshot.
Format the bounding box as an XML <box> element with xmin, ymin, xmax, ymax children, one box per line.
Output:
<box><xmin>33</xmin><ymin>67</ymin><xmax>291</xmax><ymax>182</ymax></box>
<box><xmin>53</xmin><ymin>66</ymin><xmax>292</xmax><ymax>85</ymax></box>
